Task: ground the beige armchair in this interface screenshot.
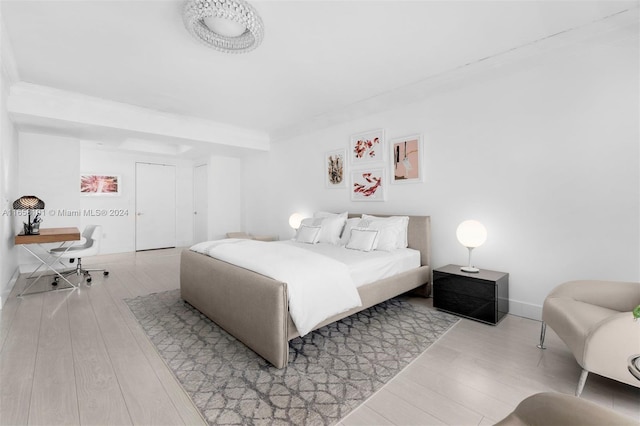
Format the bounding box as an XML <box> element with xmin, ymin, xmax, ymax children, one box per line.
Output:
<box><xmin>495</xmin><ymin>392</ymin><xmax>638</xmax><ymax>425</ymax></box>
<box><xmin>537</xmin><ymin>280</ymin><xmax>640</xmax><ymax>396</ymax></box>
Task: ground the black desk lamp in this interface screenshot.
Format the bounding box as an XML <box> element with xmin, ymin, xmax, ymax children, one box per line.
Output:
<box><xmin>13</xmin><ymin>195</ymin><xmax>45</xmax><ymax>235</ymax></box>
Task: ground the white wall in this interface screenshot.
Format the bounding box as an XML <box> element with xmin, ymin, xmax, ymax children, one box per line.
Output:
<box><xmin>18</xmin><ymin>133</ymin><xmax>81</xmax><ymax>228</ymax></box>
<box><xmin>242</xmin><ymin>152</ymin><xmax>276</xmax><ymax>235</ymax></box>
<box><xmin>0</xmin><ymin>5</ymin><xmax>21</xmax><ymax>305</ymax></box>
<box><xmin>80</xmin><ymin>147</ymin><xmax>194</xmax><ymax>253</ymax></box>
<box><xmin>0</xmin><ymin>68</ymin><xmax>19</xmax><ymax>305</ymax></box>
<box><xmin>243</xmin><ymin>37</ymin><xmax>639</xmax><ymax>319</ymax></box>
<box><xmin>12</xmin><ymin>132</ymin><xmax>248</xmax><ymax>273</ymax></box>
<box><xmin>17</xmin><ymin>132</ymin><xmax>81</xmax><ymax>268</ymax></box>
<box><xmin>207</xmin><ymin>155</ymin><xmax>243</xmax><ymax>240</ymax></box>
<box><xmin>13</xmin><ymin>137</ymin><xmax>195</xmax><ymax>271</ymax></box>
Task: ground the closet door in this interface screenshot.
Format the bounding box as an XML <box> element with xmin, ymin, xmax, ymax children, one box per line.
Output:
<box><xmin>135</xmin><ymin>162</ymin><xmax>176</xmax><ymax>251</ymax></box>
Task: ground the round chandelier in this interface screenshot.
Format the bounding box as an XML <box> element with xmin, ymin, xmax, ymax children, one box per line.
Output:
<box><xmin>183</xmin><ymin>0</ymin><xmax>264</xmax><ymax>54</ymax></box>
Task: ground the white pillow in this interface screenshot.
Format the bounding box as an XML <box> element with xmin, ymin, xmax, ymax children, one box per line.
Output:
<box><xmin>294</xmin><ymin>217</ymin><xmax>320</xmax><ymax>239</ymax></box>
<box><xmin>319</xmin><ymin>216</ymin><xmax>347</xmax><ymax>245</ymax></box>
<box><xmin>346</xmin><ymin>228</ymin><xmax>379</xmax><ymax>252</ymax></box>
<box><xmin>295</xmin><ymin>225</ymin><xmax>321</xmax><ymax>244</ymax></box>
<box><xmin>339</xmin><ymin>217</ymin><xmax>362</xmax><ymax>245</ymax></box>
<box><xmin>314</xmin><ymin>211</ymin><xmax>348</xmax><ymax>220</ymax></box>
<box><xmin>299</xmin><ymin>217</ymin><xmax>322</xmax><ymax>227</ymax></box>
<box><xmin>313</xmin><ymin>211</ymin><xmax>348</xmax><ymax>245</ymax></box>
<box><xmin>361</xmin><ymin>215</ymin><xmax>409</xmax><ymax>250</ymax></box>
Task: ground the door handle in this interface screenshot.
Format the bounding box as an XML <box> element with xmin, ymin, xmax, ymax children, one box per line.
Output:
<box><xmin>137</xmin><ymin>212</ymin><xmax>143</xmax><ymax>216</ymax></box>
<box><xmin>194</xmin><ymin>211</ymin><xmax>198</xmax><ymax>215</ymax></box>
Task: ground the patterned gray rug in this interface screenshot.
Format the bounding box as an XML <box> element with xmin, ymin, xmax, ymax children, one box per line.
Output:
<box><xmin>125</xmin><ymin>290</ymin><xmax>459</xmax><ymax>425</ymax></box>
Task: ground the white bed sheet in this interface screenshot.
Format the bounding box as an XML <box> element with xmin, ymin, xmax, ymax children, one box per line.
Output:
<box><xmin>279</xmin><ymin>240</ymin><xmax>421</xmax><ymax>288</ymax></box>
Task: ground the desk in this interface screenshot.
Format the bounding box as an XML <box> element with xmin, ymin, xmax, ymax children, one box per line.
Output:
<box><xmin>15</xmin><ymin>227</ymin><xmax>81</xmax><ymax>296</ymax></box>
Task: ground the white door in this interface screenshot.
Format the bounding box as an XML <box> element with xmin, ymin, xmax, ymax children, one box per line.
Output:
<box><xmin>193</xmin><ymin>164</ymin><xmax>208</xmax><ymax>243</ymax></box>
<box><xmin>136</xmin><ymin>163</ymin><xmax>176</xmax><ymax>251</ymax></box>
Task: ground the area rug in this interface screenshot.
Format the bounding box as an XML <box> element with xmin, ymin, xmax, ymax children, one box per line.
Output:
<box><xmin>125</xmin><ymin>290</ymin><xmax>459</xmax><ymax>425</ymax></box>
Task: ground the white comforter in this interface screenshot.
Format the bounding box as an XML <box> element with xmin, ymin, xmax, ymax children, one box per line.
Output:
<box><xmin>190</xmin><ymin>239</ymin><xmax>362</xmax><ymax>336</ymax></box>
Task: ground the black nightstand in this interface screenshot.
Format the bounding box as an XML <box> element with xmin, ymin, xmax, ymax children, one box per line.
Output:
<box><xmin>433</xmin><ymin>264</ymin><xmax>509</xmax><ymax>325</ymax></box>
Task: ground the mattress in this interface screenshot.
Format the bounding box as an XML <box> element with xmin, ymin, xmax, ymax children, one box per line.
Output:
<box><xmin>279</xmin><ymin>240</ymin><xmax>421</xmax><ymax>288</ymax></box>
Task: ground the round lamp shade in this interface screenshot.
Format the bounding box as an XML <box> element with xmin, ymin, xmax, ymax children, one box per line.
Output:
<box><xmin>13</xmin><ymin>196</ymin><xmax>45</xmax><ymax>210</ymax></box>
<box><xmin>456</xmin><ymin>220</ymin><xmax>487</xmax><ymax>248</ymax></box>
<box><xmin>288</xmin><ymin>213</ymin><xmax>304</xmax><ymax>230</ymax></box>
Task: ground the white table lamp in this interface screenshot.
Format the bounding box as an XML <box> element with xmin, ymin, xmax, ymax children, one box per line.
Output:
<box><xmin>288</xmin><ymin>213</ymin><xmax>304</xmax><ymax>230</ymax></box>
<box><xmin>456</xmin><ymin>220</ymin><xmax>487</xmax><ymax>273</ymax></box>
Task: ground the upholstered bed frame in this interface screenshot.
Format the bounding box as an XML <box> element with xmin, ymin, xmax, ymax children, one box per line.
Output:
<box><xmin>180</xmin><ymin>214</ymin><xmax>431</xmax><ymax>368</ymax></box>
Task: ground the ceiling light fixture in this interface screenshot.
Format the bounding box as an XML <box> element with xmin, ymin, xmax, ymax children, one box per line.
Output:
<box><xmin>183</xmin><ymin>0</ymin><xmax>264</xmax><ymax>54</ymax></box>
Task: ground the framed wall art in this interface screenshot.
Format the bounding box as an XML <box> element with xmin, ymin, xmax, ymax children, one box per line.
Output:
<box><xmin>350</xmin><ymin>129</ymin><xmax>385</xmax><ymax>165</ymax></box>
<box><xmin>324</xmin><ymin>149</ymin><xmax>346</xmax><ymax>188</ymax></box>
<box><xmin>390</xmin><ymin>134</ymin><xmax>424</xmax><ymax>184</ymax></box>
<box><xmin>351</xmin><ymin>168</ymin><xmax>386</xmax><ymax>201</ymax></box>
<box><xmin>80</xmin><ymin>174</ymin><xmax>121</xmax><ymax>195</ymax></box>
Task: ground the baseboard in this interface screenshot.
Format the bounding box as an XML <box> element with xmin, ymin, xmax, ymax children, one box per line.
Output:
<box><xmin>0</xmin><ymin>267</ymin><xmax>20</xmax><ymax>309</ymax></box>
<box><xmin>508</xmin><ymin>299</ymin><xmax>542</xmax><ymax>321</ymax></box>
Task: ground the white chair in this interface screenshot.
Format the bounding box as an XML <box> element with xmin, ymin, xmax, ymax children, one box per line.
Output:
<box><xmin>51</xmin><ymin>225</ymin><xmax>109</xmax><ymax>284</ymax></box>
<box><xmin>537</xmin><ymin>280</ymin><xmax>640</xmax><ymax>396</ymax></box>
<box><xmin>495</xmin><ymin>392</ymin><xmax>638</xmax><ymax>425</ymax></box>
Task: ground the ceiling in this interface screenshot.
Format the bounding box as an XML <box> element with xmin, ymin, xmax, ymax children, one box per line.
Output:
<box><xmin>2</xmin><ymin>0</ymin><xmax>638</xmax><ymax>151</ymax></box>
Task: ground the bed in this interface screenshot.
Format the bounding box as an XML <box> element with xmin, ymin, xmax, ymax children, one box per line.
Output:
<box><xmin>180</xmin><ymin>214</ymin><xmax>431</xmax><ymax>368</ymax></box>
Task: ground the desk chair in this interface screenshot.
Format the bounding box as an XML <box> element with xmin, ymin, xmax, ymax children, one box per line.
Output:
<box><xmin>50</xmin><ymin>225</ymin><xmax>109</xmax><ymax>284</ymax></box>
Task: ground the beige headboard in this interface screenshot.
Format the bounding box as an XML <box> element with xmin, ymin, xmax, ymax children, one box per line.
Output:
<box><xmin>347</xmin><ymin>214</ymin><xmax>431</xmax><ymax>267</ymax></box>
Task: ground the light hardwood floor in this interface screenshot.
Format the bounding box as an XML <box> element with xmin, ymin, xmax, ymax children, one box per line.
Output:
<box><xmin>1</xmin><ymin>249</ymin><xmax>638</xmax><ymax>425</ymax></box>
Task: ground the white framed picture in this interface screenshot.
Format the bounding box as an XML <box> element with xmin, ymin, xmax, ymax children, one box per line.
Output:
<box><xmin>390</xmin><ymin>134</ymin><xmax>424</xmax><ymax>184</ymax></box>
<box><xmin>349</xmin><ymin>129</ymin><xmax>385</xmax><ymax>165</ymax></box>
<box><xmin>350</xmin><ymin>168</ymin><xmax>386</xmax><ymax>201</ymax></box>
<box><xmin>324</xmin><ymin>149</ymin><xmax>346</xmax><ymax>188</ymax></box>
